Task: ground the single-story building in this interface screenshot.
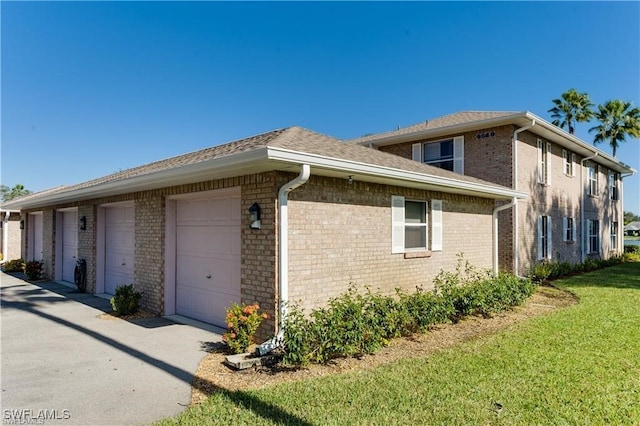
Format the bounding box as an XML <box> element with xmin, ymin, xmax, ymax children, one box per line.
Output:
<box><xmin>0</xmin><ymin>210</ymin><xmax>22</xmax><ymax>263</ymax></box>
<box><xmin>625</xmin><ymin>222</ymin><xmax>640</xmax><ymax>237</ymax></box>
<box><xmin>1</xmin><ymin>127</ymin><xmax>526</xmax><ymax>336</ymax></box>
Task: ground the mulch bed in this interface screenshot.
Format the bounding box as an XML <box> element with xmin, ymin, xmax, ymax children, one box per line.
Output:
<box><xmin>190</xmin><ymin>285</ymin><xmax>578</xmax><ymax>405</ymax></box>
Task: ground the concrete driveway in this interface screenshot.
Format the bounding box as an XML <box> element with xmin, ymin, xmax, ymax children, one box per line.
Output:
<box><xmin>1</xmin><ymin>272</ymin><xmax>222</xmax><ymax>425</ymax></box>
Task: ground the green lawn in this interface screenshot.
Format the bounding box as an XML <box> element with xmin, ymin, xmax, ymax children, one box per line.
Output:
<box><xmin>156</xmin><ymin>262</ymin><xmax>640</xmax><ymax>425</ymax></box>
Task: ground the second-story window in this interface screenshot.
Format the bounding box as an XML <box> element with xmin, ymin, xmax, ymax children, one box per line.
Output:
<box><xmin>412</xmin><ymin>137</ymin><xmax>464</xmax><ymax>174</ymax></box>
<box><xmin>609</xmin><ymin>171</ymin><xmax>619</xmax><ymax>201</ymax></box>
<box><xmin>587</xmin><ymin>162</ymin><xmax>598</xmax><ymax>196</ymax></box>
<box><xmin>537</xmin><ymin>139</ymin><xmax>551</xmax><ymax>185</ymax></box>
<box><xmin>563</xmin><ymin>150</ymin><xmax>576</xmax><ymax>177</ymax></box>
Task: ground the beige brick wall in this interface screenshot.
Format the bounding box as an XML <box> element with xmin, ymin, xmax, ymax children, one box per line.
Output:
<box><xmin>286</xmin><ymin>175</ymin><xmax>495</xmax><ymax>313</ymax></box>
<box><xmin>1</xmin><ymin>213</ymin><xmax>22</xmax><ymax>261</ymax></box>
<box><xmin>377</xmin><ymin>125</ymin><xmax>624</xmax><ymax>275</ymax></box>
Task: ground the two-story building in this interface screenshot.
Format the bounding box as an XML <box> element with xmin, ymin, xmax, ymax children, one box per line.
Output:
<box><xmin>350</xmin><ymin>111</ymin><xmax>636</xmax><ymax>275</ymax></box>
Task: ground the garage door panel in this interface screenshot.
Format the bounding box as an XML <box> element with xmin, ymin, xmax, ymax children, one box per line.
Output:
<box><xmin>61</xmin><ymin>211</ymin><xmax>78</xmax><ymax>283</ymax></box>
<box><xmin>175</xmin><ymin>191</ymin><xmax>241</xmax><ymax>327</ymax></box>
<box><xmin>104</xmin><ymin>205</ymin><xmax>135</xmax><ymax>294</ymax></box>
<box><xmin>177</xmin><ymin>226</ymin><xmax>239</xmax><ymax>256</ymax></box>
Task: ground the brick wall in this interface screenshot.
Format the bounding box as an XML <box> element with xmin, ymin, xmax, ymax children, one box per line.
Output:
<box><xmin>135</xmin><ymin>196</ymin><xmax>165</xmax><ymax>312</ymax></box>
<box><xmin>1</xmin><ymin>213</ymin><xmax>22</xmax><ymax>261</ymax></box>
<box><xmin>376</xmin><ymin>125</ymin><xmax>624</xmax><ymax>275</ymax></box>
<box><xmin>286</xmin><ymin>175</ymin><xmax>495</xmax><ymax>313</ymax></box>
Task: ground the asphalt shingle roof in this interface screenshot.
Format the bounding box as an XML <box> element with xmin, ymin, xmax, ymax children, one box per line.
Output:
<box><xmin>5</xmin><ymin>125</ymin><xmax>517</xmax><ymax>208</ymax></box>
<box><xmin>347</xmin><ymin>111</ymin><xmax>521</xmax><ymax>144</ymax></box>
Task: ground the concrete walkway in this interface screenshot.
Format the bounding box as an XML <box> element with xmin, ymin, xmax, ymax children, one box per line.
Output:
<box><xmin>1</xmin><ymin>272</ymin><xmax>223</xmax><ymax>425</ymax></box>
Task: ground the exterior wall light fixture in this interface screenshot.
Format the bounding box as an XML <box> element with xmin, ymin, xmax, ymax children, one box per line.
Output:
<box><xmin>19</xmin><ymin>219</ymin><xmax>25</xmax><ymax>230</ymax></box>
<box><xmin>248</xmin><ymin>203</ymin><xmax>261</xmax><ymax>230</ymax></box>
<box><xmin>80</xmin><ymin>216</ymin><xmax>87</xmax><ymax>230</ymax></box>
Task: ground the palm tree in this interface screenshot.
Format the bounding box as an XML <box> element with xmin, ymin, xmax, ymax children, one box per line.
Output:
<box><xmin>548</xmin><ymin>89</ymin><xmax>594</xmax><ymax>134</ymax></box>
<box><xmin>589</xmin><ymin>100</ymin><xmax>640</xmax><ymax>157</ymax></box>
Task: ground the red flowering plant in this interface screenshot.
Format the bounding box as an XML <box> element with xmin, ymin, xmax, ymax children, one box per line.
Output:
<box><xmin>222</xmin><ymin>302</ymin><xmax>269</xmax><ymax>354</ymax></box>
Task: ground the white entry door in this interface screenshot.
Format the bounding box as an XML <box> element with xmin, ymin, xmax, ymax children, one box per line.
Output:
<box><xmin>28</xmin><ymin>213</ymin><xmax>43</xmax><ymax>261</ymax></box>
<box><xmin>104</xmin><ymin>205</ymin><xmax>134</xmax><ymax>294</ymax></box>
<box><xmin>175</xmin><ymin>191</ymin><xmax>241</xmax><ymax>327</ymax></box>
<box><xmin>61</xmin><ymin>210</ymin><xmax>78</xmax><ymax>282</ymax></box>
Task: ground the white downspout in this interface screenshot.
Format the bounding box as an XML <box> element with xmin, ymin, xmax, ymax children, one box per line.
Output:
<box><xmin>492</xmin><ymin>198</ymin><xmax>516</xmax><ymax>274</ymax></box>
<box><xmin>512</xmin><ymin>119</ymin><xmax>535</xmax><ymax>275</ymax></box>
<box><xmin>257</xmin><ymin>164</ymin><xmax>310</xmax><ymax>356</ymax></box>
<box><xmin>581</xmin><ymin>152</ymin><xmax>599</xmax><ymax>262</ymax></box>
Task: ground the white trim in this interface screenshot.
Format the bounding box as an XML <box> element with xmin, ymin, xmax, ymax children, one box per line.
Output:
<box><xmin>391</xmin><ymin>195</ymin><xmax>405</xmax><ymax>254</ymax></box>
<box><xmin>54</xmin><ymin>207</ymin><xmax>79</xmax><ymax>282</ymax></box>
<box><xmin>97</xmin><ymin>200</ymin><xmax>135</xmax><ymax>295</ymax></box>
<box><xmin>546</xmin><ymin>142</ymin><xmax>552</xmax><ymax>185</ymax></box>
<box><xmin>266</xmin><ymin>147</ymin><xmax>526</xmax><ymax>200</ymax></box>
<box><xmin>431</xmin><ymin>199</ymin><xmax>443</xmax><ymax>251</ymax></box>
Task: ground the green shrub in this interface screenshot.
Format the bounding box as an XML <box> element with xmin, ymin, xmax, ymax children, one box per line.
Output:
<box><xmin>399</xmin><ymin>286</ymin><xmax>452</xmax><ymax>332</ymax></box>
<box><xmin>281</xmin><ymin>257</ymin><xmax>537</xmax><ymax>367</ymax></box>
<box><xmin>2</xmin><ymin>258</ymin><xmax>25</xmax><ymax>273</ymax></box>
<box><xmin>24</xmin><ymin>260</ymin><xmax>44</xmax><ymax>280</ymax></box>
<box><xmin>222</xmin><ymin>303</ymin><xmax>268</xmax><ymax>354</ymax></box>
<box><xmin>624</xmin><ymin>244</ymin><xmax>640</xmax><ymax>254</ymax></box>
<box><xmin>110</xmin><ymin>284</ymin><xmax>143</xmax><ymax>316</ymax></box>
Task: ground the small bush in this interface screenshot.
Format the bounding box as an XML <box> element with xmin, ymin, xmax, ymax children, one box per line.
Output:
<box><xmin>24</xmin><ymin>260</ymin><xmax>44</xmax><ymax>280</ymax></box>
<box><xmin>624</xmin><ymin>244</ymin><xmax>640</xmax><ymax>255</ymax></box>
<box><xmin>2</xmin><ymin>258</ymin><xmax>25</xmax><ymax>273</ymax></box>
<box><xmin>281</xmin><ymin>256</ymin><xmax>537</xmax><ymax>367</ymax></box>
<box><xmin>223</xmin><ymin>303</ymin><xmax>268</xmax><ymax>354</ymax></box>
<box><xmin>110</xmin><ymin>284</ymin><xmax>143</xmax><ymax>316</ymax></box>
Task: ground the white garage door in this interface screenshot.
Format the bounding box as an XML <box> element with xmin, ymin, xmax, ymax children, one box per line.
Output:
<box><xmin>104</xmin><ymin>205</ymin><xmax>134</xmax><ymax>295</ymax></box>
<box><xmin>176</xmin><ymin>192</ymin><xmax>241</xmax><ymax>327</ymax></box>
<box><xmin>61</xmin><ymin>210</ymin><xmax>78</xmax><ymax>283</ymax></box>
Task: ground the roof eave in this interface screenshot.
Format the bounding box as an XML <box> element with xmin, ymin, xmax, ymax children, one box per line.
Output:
<box><xmin>267</xmin><ymin>147</ymin><xmax>527</xmax><ymax>200</ymax></box>
<box><xmin>3</xmin><ymin>147</ymin><xmax>271</xmax><ymax>210</ymax></box>
<box><xmin>360</xmin><ymin>111</ymin><xmax>635</xmax><ymax>175</ymax></box>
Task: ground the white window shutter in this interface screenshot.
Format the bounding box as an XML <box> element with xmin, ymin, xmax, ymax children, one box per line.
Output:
<box><xmin>537</xmin><ymin>216</ymin><xmax>543</xmax><ymax>260</ymax></box>
<box><xmin>572</xmin><ymin>218</ymin><xmax>576</xmax><ymax>242</ymax></box>
<box><xmin>391</xmin><ymin>196</ymin><xmax>405</xmax><ymax>254</ymax></box>
<box><xmin>546</xmin><ymin>143</ymin><xmax>552</xmax><ymax>185</ymax></box>
<box><xmin>547</xmin><ymin>216</ymin><xmax>552</xmax><ymax>259</ymax></box>
<box><xmin>537</xmin><ymin>140</ymin><xmax>543</xmax><ymax>184</ymax></box>
<box><xmin>412</xmin><ymin>143</ymin><xmax>421</xmax><ymax>162</ymax></box>
<box><xmin>431</xmin><ymin>199</ymin><xmax>443</xmax><ymax>251</ymax></box>
<box><xmin>571</xmin><ymin>153</ymin><xmax>577</xmax><ymax>177</ymax></box>
<box><xmin>563</xmin><ymin>217</ymin><xmax>568</xmax><ymax>242</ymax></box>
<box><xmin>453</xmin><ymin>136</ymin><xmax>464</xmax><ymax>174</ymax></box>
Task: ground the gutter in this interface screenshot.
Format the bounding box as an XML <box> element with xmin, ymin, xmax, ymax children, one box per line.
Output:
<box><xmin>257</xmin><ymin>164</ymin><xmax>311</xmax><ymax>356</ymax></box>
<box><xmin>581</xmin><ymin>152</ymin><xmax>599</xmax><ymax>262</ymax></box>
<box><xmin>512</xmin><ymin>119</ymin><xmax>535</xmax><ymax>275</ymax></box>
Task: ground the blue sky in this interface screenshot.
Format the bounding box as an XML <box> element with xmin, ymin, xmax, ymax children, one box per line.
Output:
<box><xmin>2</xmin><ymin>1</ymin><xmax>639</xmax><ymax>213</ymax></box>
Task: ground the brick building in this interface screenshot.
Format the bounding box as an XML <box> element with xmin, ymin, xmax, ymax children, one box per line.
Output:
<box><xmin>350</xmin><ymin>111</ymin><xmax>636</xmax><ymax>275</ymax></box>
<box><xmin>2</xmin><ymin>126</ymin><xmax>524</xmax><ymax>335</ymax></box>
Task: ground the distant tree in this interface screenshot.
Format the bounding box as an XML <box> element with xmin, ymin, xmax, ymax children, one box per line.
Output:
<box><xmin>589</xmin><ymin>100</ymin><xmax>640</xmax><ymax>157</ymax></box>
<box><xmin>548</xmin><ymin>89</ymin><xmax>594</xmax><ymax>134</ymax></box>
<box><xmin>0</xmin><ymin>184</ymin><xmax>32</xmax><ymax>202</ymax></box>
<box><xmin>624</xmin><ymin>211</ymin><xmax>640</xmax><ymax>225</ymax></box>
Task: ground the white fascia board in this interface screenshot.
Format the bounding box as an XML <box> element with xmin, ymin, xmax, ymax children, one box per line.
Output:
<box><xmin>525</xmin><ymin>112</ymin><xmax>636</xmax><ymax>175</ymax></box>
<box><xmin>266</xmin><ymin>147</ymin><xmax>527</xmax><ymax>200</ymax></box>
<box><xmin>5</xmin><ymin>147</ymin><xmax>271</xmax><ymax>210</ymax></box>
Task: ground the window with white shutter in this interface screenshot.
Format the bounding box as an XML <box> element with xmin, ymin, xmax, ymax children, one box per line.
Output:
<box><xmin>391</xmin><ymin>196</ymin><xmax>441</xmax><ymax>254</ymax></box>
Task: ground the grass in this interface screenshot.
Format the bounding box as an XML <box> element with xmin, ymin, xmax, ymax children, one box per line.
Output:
<box><xmin>155</xmin><ymin>262</ymin><xmax>640</xmax><ymax>425</ymax></box>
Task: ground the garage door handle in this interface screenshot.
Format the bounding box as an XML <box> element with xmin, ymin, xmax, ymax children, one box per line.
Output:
<box><xmin>206</xmin><ymin>274</ymin><xmax>211</xmax><ymax>279</ymax></box>
<box><xmin>122</xmin><ymin>262</ymin><xmax>126</xmax><ymax>266</ymax></box>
